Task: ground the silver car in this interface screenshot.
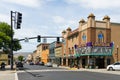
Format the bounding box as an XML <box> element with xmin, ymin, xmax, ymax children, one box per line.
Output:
<box><xmin>45</xmin><ymin>62</ymin><xmax>53</xmax><ymax>67</ymax></box>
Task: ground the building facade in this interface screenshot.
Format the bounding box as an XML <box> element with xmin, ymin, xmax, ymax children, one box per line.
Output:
<box><xmin>49</xmin><ymin>41</ymin><xmax>59</xmax><ymax>63</ymax></box>
<box><xmin>41</xmin><ymin>43</ymin><xmax>49</xmax><ymax>64</ymax></box>
<box><xmin>62</xmin><ymin>13</ymin><xmax>120</xmax><ymax>68</ymax></box>
<box><xmin>0</xmin><ymin>53</ymin><xmax>8</xmax><ymax>65</ymax></box>
<box><xmin>54</xmin><ymin>42</ymin><xmax>63</xmax><ymax>65</ymax></box>
<box><xmin>27</xmin><ymin>54</ymin><xmax>33</xmax><ymax>63</ymax></box>
<box><xmin>31</xmin><ymin>50</ymin><xmax>37</xmax><ymax>63</ymax></box>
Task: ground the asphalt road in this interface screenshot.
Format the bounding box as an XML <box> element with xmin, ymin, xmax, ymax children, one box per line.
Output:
<box><xmin>17</xmin><ymin>64</ymin><xmax>120</xmax><ymax>80</ymax></box>
<box><xmin>23</xmin><ymin>64</ymin><xmax>66</xmax><ymax>70</ymax></box>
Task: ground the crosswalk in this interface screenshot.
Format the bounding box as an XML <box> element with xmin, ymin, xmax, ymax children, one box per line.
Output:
<box><xmin>17</xmin><ymin>68</ymin><xmax>120</xmax><ymax>75</ymax></box>
<box><xmin>17</xmin><ymin>69</ymin><xmax>81</xmax><ymax>73</ymax></box>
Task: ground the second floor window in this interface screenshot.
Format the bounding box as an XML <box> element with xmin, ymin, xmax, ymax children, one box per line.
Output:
<box><xmin>82</xmin><ymin>33</ymin><xmax>86</xmax><ymax>41</ymax></box>
<box><xmin>98</xmin><ymin>33</ymin><xmax>104</xmax><ymax>43</ymax></box>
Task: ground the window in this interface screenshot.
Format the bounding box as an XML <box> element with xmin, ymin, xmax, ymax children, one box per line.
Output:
<box><xmin>82</xmin><ymin>33</ymin><xmax>86</xmax><ymax>41</ymax></box>
<box><xmin>98</xmin><ymin>31</ymin><xmax>104</xmax><ymax>43</ymax></box>
<box><xmin>114</xmin><ymin>62</ymin><xmax>120</xmax><ymax>65</ymax></box>
<box><xmin>72</xmin><ymin>47</ymin><xmax>74</xmax><ymax>54</ymax></box>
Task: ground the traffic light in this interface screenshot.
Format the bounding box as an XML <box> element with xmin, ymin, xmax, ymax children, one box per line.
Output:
<box><xmin>16</xmin><ymin>12</ymin><xmax>22</xmax><ymax>29</ymax></box>
<box><xmin>57</xmin><ymin>37</ymin><xmax>60</xmax><ymax>43</ymax></box>
<box><xmin>37</xmin><ymin>35</ymin><xmax>41</xmax><ymax>42</ymax></box>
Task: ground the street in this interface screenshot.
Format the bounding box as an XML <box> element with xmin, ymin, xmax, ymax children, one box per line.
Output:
<box><xmin>17</xmin><ymin>64</ymin><xmax>120</xmax><ymax>80</ymax></box>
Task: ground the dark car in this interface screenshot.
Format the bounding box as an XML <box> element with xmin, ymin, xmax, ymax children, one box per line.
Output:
<box><xmin>16</xmin><ymin>62</ymin><xmax>24</xmax><ymax>70</ymax></box>
<box><xmin>29</xmin><ymin>62</ymin><xmax>34</xmax><ymax>65</ymax></box>
<box><xmin>1</xmin><ymin>62</ymin><xmax>6</xmax><ymax>70</ymax></box>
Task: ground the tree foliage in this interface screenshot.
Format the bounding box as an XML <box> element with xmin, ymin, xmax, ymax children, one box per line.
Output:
<box><xmin>18</xmin><ymin>55</ymin><xmax>24</xmax><ymax>61</ymax></box>
<box><xmin>0</xmin><ymin>22</ymin><xmax>21</xmax><ymax>53</ymax></box>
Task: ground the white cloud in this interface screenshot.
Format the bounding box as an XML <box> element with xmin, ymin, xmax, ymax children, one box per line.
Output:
<box><xmin>52</xmin><ymin>16</ymin><xmax>76</xmax><ymax>25</ymax></box>
<box><xmin>53</xmin><ymin>16</ymin><xmax>65</xmax><ymax>24</ymax></box>
<box><xmin>2</xmin><ymin>0</ymin><xmax>42</xmax><ymax>8</ymax></box>
<box><xmin>0</xmin><ymin>14</ymin><xmax>10</xmax><ymax>24</ymax></box>
<box><xmin>65</xmin><ymin>0</ymin><xmax>120</xmax><ymax>9</ymax></box>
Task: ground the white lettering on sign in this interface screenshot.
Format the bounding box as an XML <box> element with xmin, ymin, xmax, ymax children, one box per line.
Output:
<box><xmin>75</xmin><ymin>47</ymin><xmax>112</xmax><ymax>55</ymax></box>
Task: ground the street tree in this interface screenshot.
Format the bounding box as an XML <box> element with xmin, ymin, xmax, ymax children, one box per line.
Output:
<box><xmin>18</xmin><ymin>55</ymin><xmax>24</xmax><ymax>61</ymax></box>
<box><xmin>0</xmin><ymin>22</ymin><xmax>21</xmax><ymax>53</ymax></box>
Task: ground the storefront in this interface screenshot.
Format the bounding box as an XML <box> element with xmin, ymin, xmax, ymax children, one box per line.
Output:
<box><xmin>74</xmin><ymin>42</ymin><xmax>114</xmax><ymax>68</ymax></box>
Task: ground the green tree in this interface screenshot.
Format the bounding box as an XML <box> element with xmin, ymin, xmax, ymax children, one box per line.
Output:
<box><xmin>18</xmin><ymin>55</ymin><xmax>24</xmax><ymax>61</ymax></box>
<box><xmin>0</xmin><ymin>22</ymin><xmax>21</xmax><ymax>53</ymax></box>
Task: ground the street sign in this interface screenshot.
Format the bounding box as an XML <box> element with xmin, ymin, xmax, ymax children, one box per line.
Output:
<box><xmin>24</xmin><ymin>37</ymin><xmax>29</xmax><ymax>42</ymax></box>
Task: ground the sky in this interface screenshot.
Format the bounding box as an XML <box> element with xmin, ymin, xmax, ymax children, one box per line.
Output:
<box><xmin>0</xmin><ymin>0</ymin><xmax>120</xmax><ymax>53</ymax></box>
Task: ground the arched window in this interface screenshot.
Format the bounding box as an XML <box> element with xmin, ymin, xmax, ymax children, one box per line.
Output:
<box><xmin>98</xmin><ymin>31</ymin><xmax>104</xmax><ymax>43</ymax></box>
<box><xmin>82</xmin><ymin>33</ymin><xmax>86</xmax><ymax>41</ymax></box>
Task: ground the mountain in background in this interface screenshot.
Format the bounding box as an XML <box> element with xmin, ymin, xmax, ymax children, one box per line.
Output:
<box><xmin>14</xmin><ymin>52</ymin><xmax>32</xmax><ymax>58</ymax></box>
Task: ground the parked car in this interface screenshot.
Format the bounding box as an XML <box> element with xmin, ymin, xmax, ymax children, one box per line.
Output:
<box><xmin>107</xmin><ymin>62</ymin><xmax>120</xmax><ymax>71</ymax></box>
<box><xmin>35</xmin><ymin>62</ymin><xmax>40</xmax><ymax>65</ymax></box>
<box><xmin>0</xmin><ymin>62</ymin><xmax>6</xmax><ymax>70</ymax></box>
<box><xmin>29</xmin><ymin>62</ymin><xmax>34</xmax><ymax>65</ymax></box>
<box><xmin>45</xmin><ymin>62</ymin><xmax>53</xmax><ymax>67</ymax></box>
<box><xmin>16</xmin><ymin>62</ymin><xmax>24</xmax><ymax>70</ymax></box>
<box><xmin>39</xmin><ymin>62</ymin><xmax>44</xmax><ymax>66</ymax></box>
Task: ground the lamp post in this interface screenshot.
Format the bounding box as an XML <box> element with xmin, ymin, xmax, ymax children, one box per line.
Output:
<box><xmin>117</xmin><ymin>45</ymin><xmax>119</xmax><ymax>62</ymax></box>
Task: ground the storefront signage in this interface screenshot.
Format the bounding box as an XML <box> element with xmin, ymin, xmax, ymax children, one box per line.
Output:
<box><xmin>75</xmin><ymin>46</ymin><xmax>112</xmax><ymax>56</ymax></box>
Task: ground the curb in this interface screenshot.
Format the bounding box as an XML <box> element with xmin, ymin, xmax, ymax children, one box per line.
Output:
<box><xmin>69</xmin><ymin>68</ymin><xmax>78</xmax><ymax>70</ymax></box>
<box><xmin>15</xmin><ymin>72</ymin><xmax>18</xmax><ymax>80</ymax></box>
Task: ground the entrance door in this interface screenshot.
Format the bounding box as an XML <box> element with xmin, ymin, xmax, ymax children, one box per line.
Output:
<box><xmin>82</xmin><ymin>59</ymin><xmax>86</xmax><ymax>68</ymax></box>
<box><xmin>96</xmin><ymin>57</ymin><xmax>105</xmax><ymax>68</ymax></box>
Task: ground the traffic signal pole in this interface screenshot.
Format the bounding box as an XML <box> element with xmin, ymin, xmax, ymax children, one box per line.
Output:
<box><xmin>10</xmin><ymin>11</ymin><xmax>22</xmax><ymax>70</ymax></box>
<box><xmin>10</xmin><ymin>11</ymin><xmax>14</xmax><ymax>70</ymax></box>
<box><xmin>18</xmin><ymin>36</ymin><xmax>63</xmax><ymax>42</ymax></box>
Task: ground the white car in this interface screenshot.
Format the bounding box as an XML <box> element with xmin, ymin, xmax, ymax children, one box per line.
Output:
<box><xmin>45</xmin><ymin>62</ymin><xmax>53</xmax><ymax>67</ymax></box>
<box><xmin>107</xmin><ymin>62</ymin><xmax>120</xmax><ymax>71</ymax></box>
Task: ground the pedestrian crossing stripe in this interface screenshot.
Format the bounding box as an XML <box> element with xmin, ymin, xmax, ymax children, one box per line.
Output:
<box><xmin>17</xmin><ymin>69</ymin><xmax>82</xmax><ymax>73</ymax></box>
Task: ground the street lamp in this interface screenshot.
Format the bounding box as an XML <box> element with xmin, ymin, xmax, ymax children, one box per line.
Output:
<box><xmin>117</xmin><ymin>45</ymin><xmax>119</xmax><ymax>62</ymax></box>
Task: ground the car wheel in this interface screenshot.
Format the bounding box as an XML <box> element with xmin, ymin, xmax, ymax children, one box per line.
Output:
<box><xmin>109</xmin><ymin>67</ymin><xmax>113</xmax><ymax>71</ymax></box>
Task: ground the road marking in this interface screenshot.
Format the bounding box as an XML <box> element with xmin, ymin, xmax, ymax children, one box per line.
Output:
<box><xmin>17</xmin><ymin>69</ymin><xmax>82</xmax><ymax>73</ymax></box>
<box><xmin>15</xmin><ymin>72</ymin><xmax>18</xmax><ymax>80</ymax></box>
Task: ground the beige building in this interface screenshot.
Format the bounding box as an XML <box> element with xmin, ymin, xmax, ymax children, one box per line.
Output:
<box><xmin>32</xmin><ymin>43</ymin><xmax>50</xmax><ymax>63</ymax></box>
<box><xmin>27</xmin><ymin>54</ymin><xmax>33</xmax><ymax>63</ymax></box>
<box><xmin>54</xmin><ymin>43</ymin><xmax>63</xmax><ymax>65</ymax></box>
<box><xmin>32</xmin><ymin>50</ymin><xmax>39</xmax><ymax>63</ymax></box>
<box><xmin>62</xmin><ymin>13</ymin><xmax>120</xmax><ymax>68</ymax></box>
<box><xmin>0</xmin><ymin>53</ymin><xmax>8</xmax><ymax>65</ymax></box>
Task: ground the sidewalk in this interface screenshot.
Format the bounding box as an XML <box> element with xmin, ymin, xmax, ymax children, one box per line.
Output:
<box><xmin>0</xmin><ymin>65</ymin><xmax>16</xmax><ymax>80</ymax></box>
<box><xmin>59</xmin><ymin>66</ymin><xmax>120</xmax><ymax>75</ymax></box>
<box><xmin>80</xmin><ymin>68</ymin><xmax>120</xmax><ymax>75</ymax></box>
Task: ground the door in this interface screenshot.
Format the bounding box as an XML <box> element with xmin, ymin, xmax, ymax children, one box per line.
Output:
<box><xmin>96</xmin><ymin>58</ymin><xmax>105</xmax><ymax>68</ymax></box>
<box><xmin>82</xmin><ymin>58</ymin><xmax>86</xmax><ymax>68</ymax></box>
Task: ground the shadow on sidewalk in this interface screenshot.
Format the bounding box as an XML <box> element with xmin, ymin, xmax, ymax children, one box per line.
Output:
<box><xmin>0</xmin><ymin>65</ymin><xmax>15</xmax><ymax>71</ymax></box>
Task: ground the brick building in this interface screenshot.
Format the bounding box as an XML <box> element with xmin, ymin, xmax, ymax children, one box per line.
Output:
<box><xmin>62</xmin><ymin>13</ymin><xmax>120</xmax><ymax>68</ymax></box>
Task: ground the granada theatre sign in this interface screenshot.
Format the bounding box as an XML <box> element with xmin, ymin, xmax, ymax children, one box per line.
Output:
<box><xmin>74</xmin><ymin>42</ymin><xmax>114</xmax><ymax>56</ymax></box>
